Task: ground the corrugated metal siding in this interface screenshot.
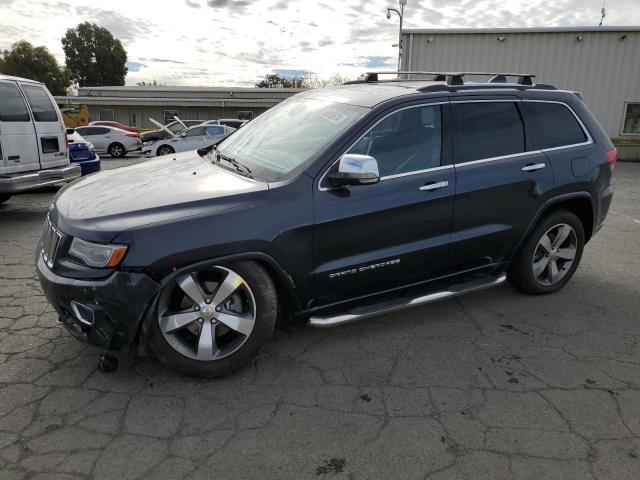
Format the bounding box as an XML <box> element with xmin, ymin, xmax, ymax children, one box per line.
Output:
<box><xmin>403</xmin><ymin>30</ymin><xmax>640</xmax><ymax>138</ymax></box>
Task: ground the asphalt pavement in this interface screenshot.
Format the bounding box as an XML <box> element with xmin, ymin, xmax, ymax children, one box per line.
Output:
<box><xmin>0</xmin><ymin>158</ymin><xmax>639</xmax><ymax>479</ymax></box>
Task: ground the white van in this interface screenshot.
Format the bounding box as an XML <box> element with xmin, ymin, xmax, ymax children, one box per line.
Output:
<box><xmin>0</xmin><ymin>75</ymin><xmax>80</xmax><ymax>204</ymax></box>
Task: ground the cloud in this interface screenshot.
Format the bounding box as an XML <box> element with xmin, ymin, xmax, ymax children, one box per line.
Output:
<box><xmin>299</xmin><ymin>40</ymin><xmax>315</xmax><ymax>52</ymax></box>
<box><xmin>138</xmin><ymin>57</ymin><xmax>186</xmax><ymax>64</ymax></box>
<box><xmin>2</xmin><ymin>0</ymin><xmax>640</xmax><ymax>89</ymax></box>
<box><xmin>318</xmin><ymin>37</ymin><xmax>334</xmax><ymax>47</ymax></box>
<box><xmin>74</xmin><ymin>7</ymin><xmax>154</xmax><ymax>43</ymax></box>
<box><xmin>362</xmin><ymin>55</ymin><xmax>395</xmax><ymax>69</ymax></box>
<box><xmin>205</xmin><ymin>0</ymin><xmax>256</xmax><ymax>10</ymax></box>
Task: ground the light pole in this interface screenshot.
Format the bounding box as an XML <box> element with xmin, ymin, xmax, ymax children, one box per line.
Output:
<box><xmin>387</xmin><ymin>0</ymin><xmax>407</xmax><ymax>73</ymax></box>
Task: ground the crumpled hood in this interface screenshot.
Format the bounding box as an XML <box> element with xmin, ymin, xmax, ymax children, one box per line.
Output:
<box><xmin>52</xmin><ymin>151</ymin><xmax>268</xmax><ymax>241</ymax></box>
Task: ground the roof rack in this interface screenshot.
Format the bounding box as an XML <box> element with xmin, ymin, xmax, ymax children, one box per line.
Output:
<box><xmin>347</xmin><ymin>71</ymin><xmax>537</xmax><ymax>86</ymax></box>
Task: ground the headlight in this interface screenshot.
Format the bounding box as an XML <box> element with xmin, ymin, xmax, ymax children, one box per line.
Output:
<box><xmin>68</xmin><ymin>238</ymin><xmax>128</xmax><ymax>268</ymax></box>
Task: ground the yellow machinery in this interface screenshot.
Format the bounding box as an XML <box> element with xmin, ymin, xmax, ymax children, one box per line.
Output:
<box><xmin>60</xmin><ymin>105</ymin><xmax>89</xmax><ymax>128</ymax></box>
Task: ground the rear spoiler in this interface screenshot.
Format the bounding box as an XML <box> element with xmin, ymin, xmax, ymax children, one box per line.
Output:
<box><xmin>572</xmin><ymin>91</ymin><xmax>584</xmax><ymax>100</ymax></box>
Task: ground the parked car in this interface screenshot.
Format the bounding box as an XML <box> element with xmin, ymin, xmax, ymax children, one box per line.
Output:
<box><xmin>37</xmin><ymin>72</ymin><xmax>615</xmax><ymax>377</ymax></box>
<box><xmin>89</xmin><ymin>121</ymin><xmax>140</xmax><ymax>134</ymax></box>
<box><xmin>74</xmin><ymin>126</ymin><xmax>141</xmax><ymax>158</ymax></box>
<box><xmin>67</xmin><ymin>128</ymin><xmax>100</xmax><ymax>175</ymax></box>
<box><xmin>218</xmin><ymin>118</ymin><xmax>248</xmax><ymax>129</ymax></box>
<box><xmin>0</xmin><ymin>74</ymin><xmax>80</xmax><ymax>205</ymax></box>
<box><xmin>142</xmin><ymin>124</ymin><xmax>236</xmax><ymax>157</ymax></box>
<box><xmin>140</xmin><ymin>118</ymin><xmax>204</xmax><ymax>143</ymax></box>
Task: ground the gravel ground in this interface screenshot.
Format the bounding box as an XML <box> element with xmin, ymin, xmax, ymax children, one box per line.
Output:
<box><xmin>0</xmin><ymin>158</ymin><xmax>639</xmax><ymax>480</ymax></box>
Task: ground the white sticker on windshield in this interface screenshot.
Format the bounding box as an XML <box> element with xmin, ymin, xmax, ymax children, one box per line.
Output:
<box><xmin>320</xmin><ymin>110</ymin><xmax>347</xmax><ymax>125</ymax></box>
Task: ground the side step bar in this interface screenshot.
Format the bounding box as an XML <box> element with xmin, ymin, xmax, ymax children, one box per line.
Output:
<box><xmin>308</xmin><ymin>273</ymin><xmax>507</xmax><ymax>328</ymax></box>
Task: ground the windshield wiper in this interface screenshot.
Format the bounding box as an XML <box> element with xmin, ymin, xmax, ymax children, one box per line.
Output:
<box><xmin>211</xmin><ymin>145</ymin><xmax>253</xmax><ymax>178</ymax></box>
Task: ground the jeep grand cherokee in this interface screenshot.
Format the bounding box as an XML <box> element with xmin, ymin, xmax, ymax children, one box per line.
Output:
<box><xmin>36</xmin><ymin>72</ymin><xmax>615</xmax><ymax>377</ymax></box>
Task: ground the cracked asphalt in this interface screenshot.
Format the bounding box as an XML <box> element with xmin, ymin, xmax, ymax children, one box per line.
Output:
<box><xmin>1</xmin><ymin>159</ymin><xmax>639</xmax><ymax>480</ymax></box>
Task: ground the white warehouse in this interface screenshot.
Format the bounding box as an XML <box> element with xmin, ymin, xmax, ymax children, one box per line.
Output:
<box><xmin>401</xmin><ymin>26</ymin><xmax>640</xmax><ymax>160</ymax></box>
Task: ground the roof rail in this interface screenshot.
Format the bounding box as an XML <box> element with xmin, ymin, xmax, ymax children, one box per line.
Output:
<box><xmin>347</xmin><ymin>71</ymin><xmax>537</xmax><ymax>87</ymax></box>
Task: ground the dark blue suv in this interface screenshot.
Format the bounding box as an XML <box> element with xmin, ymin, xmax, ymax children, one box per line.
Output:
<box><xmin>37</xmin><ymin>72</ymin><xmax>616</xmax><ymax>377</ymax></box>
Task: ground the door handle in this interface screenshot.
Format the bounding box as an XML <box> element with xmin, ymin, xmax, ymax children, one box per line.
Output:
<box><xmin>522</xmin><ymin>163</ymin><xmax>546</xmax><ymax>172</ymax></box>
<box><xmin>419</xmin><ymin>180</ymin><xmax>449</xmax><ymax>191</ymax></box>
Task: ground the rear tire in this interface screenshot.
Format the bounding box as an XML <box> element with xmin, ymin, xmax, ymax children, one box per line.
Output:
<box><xmin>108</xmin><ymin>142</ymin><xmax>127</xmax><ymax>158</ymax></box>
<box><xmin>508</xmin><ymin>209</ymin><xmax>585</xmax><ymax>295</ymax></box>
<box><xmin>150</xmin><ymin>261</ymin><xmax>278</xmax><ymax>377</ymax></box>
<box><xmin>0</xmin><ymin>194</ymin><xmax>11</xmax><ymax>204</ymax></box>
<box><xmin>156</xmin><ymin>145</ymin><xmax>175</xmax><ymax>156</ymax></box>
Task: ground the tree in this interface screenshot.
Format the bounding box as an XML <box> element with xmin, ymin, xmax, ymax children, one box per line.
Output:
<box><xmin>256</xmin><ymin>73</ymin><xmax>305</xmax><ymax>88</ymax></box>
<box><xmin>62</xmin><ymin>22</ymin><xmax>128</xmax><ymax>87</ymax></box>
<box><xmin>0</xmin><ymin>41</ymin><xmax>71</xmax><ymax>95</ymax></box>
<box><xmin>256</xmin><ymin>72</ymin><xmax>351</xmax><ymax>89</ymax></box>
<box><xmin>136</xmin><ymin>79</ymin><xmax>163</xmax><ymax>86</ymax></box>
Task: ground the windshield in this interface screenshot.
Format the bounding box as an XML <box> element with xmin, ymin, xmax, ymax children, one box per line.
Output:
<box><xmin>216</xmin><ymin>96</ymin><xmax>369</xmax><ymax>182</ymax></box>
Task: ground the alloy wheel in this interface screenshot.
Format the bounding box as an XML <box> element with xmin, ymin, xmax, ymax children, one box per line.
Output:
<box><xmin>110</xmin><ymin>145</ymin><xmax>123</xmax><ymax>157</ymax></box>
<box><xmin>157</xmin><ymin>266</ymin><xmax>256</xmax><ymax>361</ymax></box>
<box><xmin>158</xmin><ymin>146</ymin><xmax>173</xmax><ymax>156</ymax></box>
<box><xmin>531</xmin><ymin>223</ymin><xmax>578</xmax><ymax>286</ymax></box>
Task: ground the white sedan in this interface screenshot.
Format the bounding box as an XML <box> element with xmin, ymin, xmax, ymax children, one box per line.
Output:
<box><xmin>74</xmin><ymin>126</ymin><xmax>142</xmax><ymax>158</ymax></box>
<box><xmin>142</xmin><ymin>124</ymin><xmax>236</xmax><ymax>157</ymax></box>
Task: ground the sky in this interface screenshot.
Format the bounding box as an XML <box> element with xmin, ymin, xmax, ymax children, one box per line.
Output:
<box><xmin>0</xmin><ymin>0</ymin><xmax>639</xmax><ymax>86</ymax></box>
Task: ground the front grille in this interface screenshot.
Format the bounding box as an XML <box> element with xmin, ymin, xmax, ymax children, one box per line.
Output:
<box><xmin>41</xmin><ymin>216</ymin><xmax>62</xmax><ymax>268</ymax></box>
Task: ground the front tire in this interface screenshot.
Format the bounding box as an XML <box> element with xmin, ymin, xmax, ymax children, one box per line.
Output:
<box><xmin>108</xmin><ymin>142</ymin><xmax>127</xmax><ymax>158</ymax></box>
<box><xmin>156</xmin><ymin>145</ymin><xmax>175</xmax><ymax>156</ymax></box>
<box><xmin>508</xmin><ymin>209</ymin><xmax>585</xmax><ymax>295</ymax></box>
<box><xmin>150</xmin><ymin>261</ymin><xmax>278</xmax><ymax>377</ymax></box>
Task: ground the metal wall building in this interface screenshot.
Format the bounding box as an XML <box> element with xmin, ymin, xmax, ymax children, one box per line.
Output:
<box><xmin>55</xmin><ymin>86</ymin><xmax>303</xmax><ymax>129</ymax></box>
<box><xmin>401</xmin><ymin>26</ymin><xmax>640</xmax><ymax>159</ymax></box>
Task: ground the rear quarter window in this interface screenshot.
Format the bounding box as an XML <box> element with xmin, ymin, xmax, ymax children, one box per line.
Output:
<box><xmin>22</xmin><ymin>84</ymin><xmax>59</xmax><ymax>122</ymax></box>
<box><xmin>521</xmin><ymin>102</ymin><xmax>587</xmax><ymax>150</ymax></box>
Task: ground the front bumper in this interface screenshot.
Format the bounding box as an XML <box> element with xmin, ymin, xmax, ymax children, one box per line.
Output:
<box><xmin>36</xmin><ymin>254</ymin><xmax>160</xmax><ymax>352</ymax></box>
<box><xmin>0</xmin><ymin>164</ymin><xmax>81</xmax><ymax>194</ymax></box>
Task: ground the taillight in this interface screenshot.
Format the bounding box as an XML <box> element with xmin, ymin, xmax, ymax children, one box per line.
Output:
<box><xmin>64</xmin><ymin>132</ymin><xmax>68</xmax><ymax>149</ymax></box>
<box><xmin>606</xmin><ymin>147</ymin><xmax>617</xmax><ymax>169</ymax></box>
<box><xmin>125</xmin><ymin>132</ymin><xmax>139</xmax><ymax>138</ymax></box>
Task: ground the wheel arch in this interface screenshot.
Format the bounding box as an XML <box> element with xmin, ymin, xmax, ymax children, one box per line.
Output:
<box><xmin>156</xmin><ymin>144</ymin><xmax>175</xmax><ymax>155</ymax></box>
<box><xmin>108</xmin><ymin>142</ymin><xmax>125</xmax><ymax>154</ymax></box>
<box><xmin>511</xmin><ymin>192</ymin><xmax>595</xmax><ymax>263</ymax></box>
<box><xmin>133</xmin><ymin>251</ymin><xmax>301</xmax><ymax>356</ymax></box>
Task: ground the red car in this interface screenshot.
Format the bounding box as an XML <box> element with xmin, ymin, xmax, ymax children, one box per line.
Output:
<box><xmin>89</xmin><ymin>121</ymin><xmax>140</xmax><ymax>134</ymax></box>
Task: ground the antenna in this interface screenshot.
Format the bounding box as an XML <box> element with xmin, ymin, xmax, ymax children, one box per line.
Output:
<box><xmin>599</xmin><ymin>0</ymin><xmax>606</xmax><ymax>26</ymax></box>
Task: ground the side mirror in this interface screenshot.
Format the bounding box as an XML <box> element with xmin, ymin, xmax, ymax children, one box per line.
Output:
<box><xmin>66</xmin><ymin>128</ymin><xmax>75</xmax><ymax>135</ymax></box>
<box><xmin>326</xmin><ymin>154</ymin><xmax>380</xmax><ymax>188</ymax></box>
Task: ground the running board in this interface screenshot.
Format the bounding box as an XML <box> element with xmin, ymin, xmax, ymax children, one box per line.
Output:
<box><xmin>308</xmin><ymin>273</ymin><xmax>507</xmax><ymax>328</ymax></box>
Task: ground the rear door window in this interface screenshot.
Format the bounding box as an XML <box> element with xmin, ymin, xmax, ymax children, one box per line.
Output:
<box><xmin>521</xmin><ymin>102</ymin><xmax>587</xmax><ymax>149</ymax></box>
<box><xmin>22</xmin><ymin>84</ymin><xmax>59</xmax><ymax>122</ymax></box>
<box><xmin>0</xmin><ymin>82</ymin><xmax>30</xmax><ymax>122</ymax></box>
<box><xmin>453</xmin><ymin>102</ymin><xmax>524</xmax><ymax>163</ymax></box>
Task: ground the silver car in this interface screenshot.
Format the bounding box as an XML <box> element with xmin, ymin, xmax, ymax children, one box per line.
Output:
<box><xmin>74</xmin><ymin>126</ymin><xmax>142</xmax><ymax>158</ymax></box>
